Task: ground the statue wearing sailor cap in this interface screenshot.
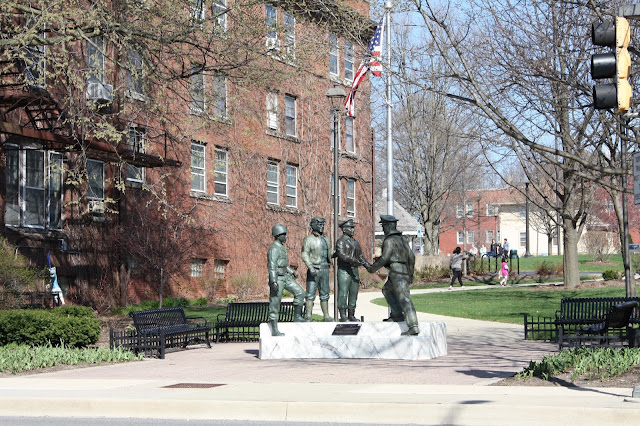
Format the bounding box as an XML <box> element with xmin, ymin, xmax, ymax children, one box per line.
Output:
<box><xmin>333</xmin><ymin>219</ymin><xmax>371</xmax><ymax>322</ymax></box>
<box><xmin>367</xmin><ymin>215</ymin><xmax>420</xmax><ymax>335</ymax></box>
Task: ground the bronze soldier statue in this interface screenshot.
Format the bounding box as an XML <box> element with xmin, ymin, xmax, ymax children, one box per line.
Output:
<box><xmin>334</xmin><ymin>219</ymin><xmax>370</xmax><ymax>322</ymax></box>
<box><xmin>367</xmin><ymin>215</ymin><xmax>420</xmax><ymax>335</ymax></box>
<box><xmin>300</xmin><ymin>217</ymin><xmax>333</xmax><ymax>321</ymax></box>
<box><xmin>267</xmin><ymin>224</ymin><xmax>306</xmax><ymax>336</ymax></box>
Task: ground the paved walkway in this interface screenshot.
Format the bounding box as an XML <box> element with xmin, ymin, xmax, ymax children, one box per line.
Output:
<box><xmin>1</xmin><ymin>285</ymin><xmax>639</xmax><ymax>424</ymax></box>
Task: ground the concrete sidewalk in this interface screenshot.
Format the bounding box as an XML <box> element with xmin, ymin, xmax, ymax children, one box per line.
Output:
<box><xmin>1</xmin><ymin>286</ymin><xmax>640</xmax><ymax>424</ymax></box>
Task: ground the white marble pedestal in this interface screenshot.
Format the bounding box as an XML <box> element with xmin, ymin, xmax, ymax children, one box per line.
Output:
<box><xmin>259</xmin><ymin>322</ymin><xmax>447</xmax><ymax>360</ymax></box>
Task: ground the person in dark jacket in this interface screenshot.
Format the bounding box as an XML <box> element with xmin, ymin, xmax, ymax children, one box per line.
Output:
<box><xmin>449</xmin><ymin>247</ymin><xmax>466</xmax><ymax>290</ymax></box>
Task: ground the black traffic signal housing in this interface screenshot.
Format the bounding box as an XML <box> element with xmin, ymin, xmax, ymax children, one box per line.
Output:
<box><xmin>591</xmin><ymin>17</ymin><xmax>631</xmax><ymax>113</ymax></box>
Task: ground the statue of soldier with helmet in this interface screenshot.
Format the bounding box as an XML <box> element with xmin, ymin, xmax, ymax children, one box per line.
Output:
<box><xmin>367</xmin><ymin>215</ymin><xmax>420</xmax><ymax>335</ymax></box>
<box><xmin>267</xmin><ymin>224</ymin><xmax>306</xmax><ymax>336</ymax></box>
<box><xmin>300</xmin><ymin>217</ymin><xmax>334</xmax><ymax>322</ymax></box>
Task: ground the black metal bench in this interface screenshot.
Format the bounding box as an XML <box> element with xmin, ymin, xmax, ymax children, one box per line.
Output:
<box><xmin>127</xmin><ymin>307</ymin><xmax>211</xmax><ymax>358</ymax></box>
<box><xmin>214</xmin><ymin>301</ymin><xmax>301</xmax><ymax>342</ymax></box>
<box><xmin>555</xmin><ymin>297</ymin><xmax>640</xmax><ymax>349</ymax></box>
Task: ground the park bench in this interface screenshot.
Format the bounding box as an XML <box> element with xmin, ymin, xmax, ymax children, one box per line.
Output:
<box><xmin>127</xmin><ymin>307</ymin><xmax>212</xmax><ymax>358</ymax></box>
<box><xmin>555</xmin><ymin>297</ymin><xmax>640</xmax><ymax>349</ymax></box>
<box><xmin>214</xmin><ymin>301</ymin><xmax>302</xmax><ymax>342</ymax></box>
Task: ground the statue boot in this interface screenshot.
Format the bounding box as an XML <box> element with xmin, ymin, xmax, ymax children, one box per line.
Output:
<box><xmin>400</xmin><ymin>311</ymin><xmax>420</xmax><ymax>336</ymax></box>
<box><xmin>347</xmin><ymin>309</ymin><xmax>359</xmax><ymax>322</ymax></box>
<box><xmin>269</xmin><ymin>320</ymin><xmax>284</xmax><ymax>337</ymax></box>
<box><xmin>305</xmin><ymin>300</ymin><xmax>314</xmax><ymax>322</ymax></box>
<box><xmin>293</xmin><ymin>304</ymin><xmax>305</xmax><ymax>322</ymax></box>
<box><xmin>320</xmin><ymin>300</ymin><xmax>334</xmax><ymax>322</ymax></box>
<box><xmin>339</xmin><ymin>309</ymin><xmax>348</xmax><ymax>322</ymax></box>
<box><xmin>383</xmin><ymin>314</ymin><xmax>405</xmax><ymax>322</ymax></box>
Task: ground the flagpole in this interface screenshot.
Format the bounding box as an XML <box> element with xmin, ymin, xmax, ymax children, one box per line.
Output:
<box><xmin>385</xmin><ymin>1</ymin><xmax>393</xmax><ymax>216</ymax></box>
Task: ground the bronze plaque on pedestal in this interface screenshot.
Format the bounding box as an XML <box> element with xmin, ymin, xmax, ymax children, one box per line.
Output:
<box><xmin>332</xmin><ymin>324</ymin><xmax>361</xmax><ymax>335</ymax></box>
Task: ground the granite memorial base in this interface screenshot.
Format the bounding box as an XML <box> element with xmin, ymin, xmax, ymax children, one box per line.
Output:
<box><xmin>259</xmin><ymin>321</ymin><xmax>447</xmax><ymax>360</ymax></box>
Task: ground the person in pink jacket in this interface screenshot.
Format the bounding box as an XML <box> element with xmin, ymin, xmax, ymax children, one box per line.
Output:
<box><xmin>499</xmin><ymin>257</ymin><xmax>509</xmax><ymax>286</ymax></box>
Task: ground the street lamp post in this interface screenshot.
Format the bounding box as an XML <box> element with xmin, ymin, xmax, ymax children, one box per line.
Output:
<box><xmin>326</xmin><ymin>86</ymin><xmax>346</xmax><ymax>321</ymax></box>
<box><xmin>525</xmin><ymin>182</ymin><xmax>532</xmax><ymax>257</ymax></box>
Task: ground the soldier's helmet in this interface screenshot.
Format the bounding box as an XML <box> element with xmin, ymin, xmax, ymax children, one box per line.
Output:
<box><xmin>272</xmin><ymin>224</ymin><xmax>288</xmax><ymax>237</ymax></box>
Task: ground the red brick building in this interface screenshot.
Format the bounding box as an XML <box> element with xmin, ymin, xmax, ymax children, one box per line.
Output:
<box><xmin>0</xmin><ymin>1</ymin><xmax>375</xmax><ymax>307</ymax></box>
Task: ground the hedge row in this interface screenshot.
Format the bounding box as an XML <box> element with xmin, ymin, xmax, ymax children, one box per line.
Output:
<box><xmin>0</xmin><ymin>305</ymin><xmax>100</xmax><ymax>348</ymax></box>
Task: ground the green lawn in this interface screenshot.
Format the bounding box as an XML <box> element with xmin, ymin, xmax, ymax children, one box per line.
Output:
<box><xmin>183</xmin><ymin>306</ymin><xmax>227</xmax><ymax>325</ymax></box>
<box><xmin>373</xmin><ymin>285</ymin><xmax>628</xmax><ymax>324</ymax></box>
<box><xmin>512</xmin><ymin>254</ymin><xmax>624</xmax><ymax>273</ymax></box>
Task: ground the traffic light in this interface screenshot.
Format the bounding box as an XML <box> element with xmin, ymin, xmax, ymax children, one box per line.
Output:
<box><xmin>591</xmin><ymin>17</ymin><xmax>632</xmax><ymax>113</ymax></box>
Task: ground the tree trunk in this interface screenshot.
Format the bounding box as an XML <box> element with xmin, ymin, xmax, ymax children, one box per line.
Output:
<box><xmin>159</xmin><ymin>266</ymin><xmax>164</xmax><ymax>309</ymax></box>
<box><xmin>547</xmin><ymin>234</ymin><xmax>553</xmax><ymax>258</ymax></box>
<box><xmin>423</xmin><ymin>222</ymin><xmax>440</xmax><ymax>256</ymax></box>
<box><xmin>562</xmin><ymin>218</ymin><xmax>580</xmax><ymax>288</ymax></box>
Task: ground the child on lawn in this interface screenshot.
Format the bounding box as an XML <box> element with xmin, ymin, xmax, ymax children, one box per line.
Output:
<box><xmin>500</xmin><ymin>257</ymin><xmax>509</xmax><ymax>286</ymax></box>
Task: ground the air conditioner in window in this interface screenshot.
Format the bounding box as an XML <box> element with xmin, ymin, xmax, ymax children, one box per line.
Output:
<box><xmin>86</xmin><ymin>82</ymin><xmax>113</xmax><ymax>103</ymax></box>
<box><xmin>88</xmin><ymin>200</ymin><xmax>105</xmax><ymax>215</ymax></box>
<box><xmin>266</xmin><ymin>37</ymin><xmax>280</xmax><ymax>51</ymax></box>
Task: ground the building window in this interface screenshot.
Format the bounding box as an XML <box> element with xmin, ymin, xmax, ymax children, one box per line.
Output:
<box><xmin>213</xmin><ymin>73</ymin><xmax>227</xmax><ymax>118</ymax></box>
<box><xmin>267</xmin><ymin>162</ymin><xmax>279</xmax><ymax>205</ymax></box>
<box><xmin>466</xmin><ymin>203</ymin><xmax>474</xmax><ymax>217</ymax></box>
<box><xmin>86</xmin><ymin>159</ymin><xmax>104</xmax><ymax>200</ymax></box>
<box><xmin>127</xmin><ymin>49</ymin><xmax>144</xmax><ymax>97</ymax></box>
<box><xmin>486</xmin><ymin>203</ymin><xmax>495</xmax><ymax>216</ymax></box>
<box><xmin>214</xmin><ymin>259</ymin><xmax>227</xmax><ymax>279</ymax></box>
<box><xmin>284</xmin><ymin>95</ymin><xmax>296</xmax><ymax>137</ymax></box>
<box><xmin>456</xmin><ymin>205</ymin><xmax>463</xmax><ymax>219</ymax></box>
<box><xmin>284</xmin><ymin>11</ymin><xmax>295</xmax><ymax>59</ymax></box>
<box><xmin>266</xmin><ymin>92</ymin><xmax>278</xmax><ymax>130</ymax></box>
<box><xmin>486</xmin><ymin>230</ymin><xmax>494</xmax><ymax>243</ymax></box>
<box><xmin>520</xmin><ymin>232</ymin><xmax>527</xmax><ymax>247</ymax></box>
<box><xmin>214</xmin><ymin>148</ymin><xmax>228</xmax><ymax>196</ymax></box>
<box><xmin>519</xmin><ymin>206</ymin><xmax>526</xmax><ymax>219</ymax></box>
<box><xmin>329</xmin><ymin>33</ymin><xmax>338</xmax><ymax>75</ymax></box>
<box><xmin>457</xmin><ymin>231</ymin><xmax>464</xmax><ymax>244</ymax></box>
<box><xmin>25</xmin><ymin>37</ymin><xmax>45</xmax><ymax>87</ymax></box>
<box><xmin>345</xmin><ymin>117</ymin><xmax>354</xmax><ymax>153</ymax></box>
<box><xmin>87</xmin><ymin>36</ymin><xmax>105</xmax><ymax>83</ymax></box>
<box><xmin>5</xmin><ymin>147</ymin><xmax>63</xmax><ymax>229</ymax></box>
<box><xmin>191</xmin><ymin>0</ymin><xmax>205</xmax><ymax>22</ymax></box>
<box><xmin>190</xmin><ymin>64</ymin><xmax>205</xmax><ymax>112</ymax></box>
<box><xmin>212</xmin><ymin>0</ymin><xmax>227</xmax><ymax>32</ymax></box>
<box><xmin>266</xmin><ymin>4</ymin><xmax>278</xmax><ymax>50</ymax></box>
<box><xmin>346</xmin><ymin>179</ymin><xmax>355</xmax><ymax>217</ymax></box>
<box><xmin>286</xmin><ymin>164</ymin><xmax>297</xmax><ymax>208</ymax></box>
<box><xmin>467</xmin><ymin>231</ymin><xmax>474</xmax><ymax>244</ymax></box>
<box><xmin>344</xmin><ymin>40</ymin><xmax>354</xmax><ymax>81</ymax></box>
<box><xmin>126</xmin><ymin>127</ymin><xmax>145</xmax><ymax>184</ymax></box>
<box><xmin>191</xmin><ymin>142</ymin><xmax>206</xmax><ymax>192</ymax></box>
<box><xmin>190</xmin><ymin>258</ymin><xmax>204</xmax><ymax>277</ymax></box>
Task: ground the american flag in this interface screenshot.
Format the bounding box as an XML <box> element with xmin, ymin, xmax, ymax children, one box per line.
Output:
<box><xmin>344</xmin><ymin>17</ymin><xmax>385</xmax><ymax>117</ymax></box>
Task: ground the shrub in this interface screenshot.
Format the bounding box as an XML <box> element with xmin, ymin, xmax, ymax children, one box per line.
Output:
<box><xmin>229</xmin><ymin>274</ymin><xmax>262</xmax><ymax>301</ymax></box>
<box><xmin>163</xmin><ymin>297</ymin><xmax>190</xmax><ymax>308</ymax></box>
<box><xmin>602</xmin><ymin>269</ymin><xmax>621</xmax><ymax>280</ymax></box>
<box><xmin>535</xmin><ymin>260</ymin><xmax>563</xmax><ymax>276</ymax></box>
<box><xmin>191</xmin><ymin>297</ymin><xmax>208</xmax><ymax>306</ymax></box>
<box><xmin>0</xmin><ymin>237</ymin><xmax>48</xmax><ymax>309</ymax></box>
<box><xmin>0</xmin><ymin>307</ymin><xmax>100</xmax><ymax>348</ymax></box>
<box><xmin>415</xmin><ymin>265</ymin><xmax>450</xmax><ymax>281</ymax></box>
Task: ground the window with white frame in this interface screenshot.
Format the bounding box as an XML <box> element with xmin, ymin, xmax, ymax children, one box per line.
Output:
<box><xmin>284</xmin><ymin>95</ymin><xmax>296</xmax><ymax>137</ymax></box>
<box><xmin>466</xmin><ymin>203</ymin><xmax>474</xmax><ymax>217</ymax></box>
<box><xmin>520</xmin><ymin>232</ymin><xmax>527</xmax><ymax>246</ymax></box>
<box><xmin>519</xmin><ymin>205</ymin><xmax>526</xmax><ymax>219</ymax></box>
<box><xmin>191</xmin><ymin>142</ymin><xmax>206</xmax><ymax>192</ymax></box>
<box><xmin>213</xmin><ymin>73</ymin><xmax>227</xmax><ymax>118</ymax></box>
<box><xmin>486</xmin><ymin>230</ymin><xmax>494</xmax><ymax>243</ymax></box>
<box><xmin>87</xmin><ymin>159</ymin><xmax>104</xmax><ymax>200</ymax></box>
<box><xmin>266</xmin><ymin>92</ymin><xmax>278</xmax><ymax>130</ymax></box>
<box><xmin>24</xmin><ymin>17</ymin><xmax>45</xmax><ymax>87</ymax></box>
<box><xmin>456</xmin><ymin>204</ymin><xmax>463</xmax><ymax>218</ymax></box>
<box><xmin>346</xmin><ymin>178</ymin><xmax>355</xmax><ymax>217</ymax></box>
<box><xmin>486</xmin><ymin>203</ymin><xmax>495</xmax><ymax>216</ymax></box>
<box><xmin>190</xmin><ymin>258</ymin><xmax>204</xmax><ymax>277</ymax></box>
<box><xmin>344</xmin><ymin>40</ymin><xmax>354</xmax><ymax>81</ymax></box>
<box><xmin>212</xmin><ymin>0</ymin><xmax>227</xmax><ymax>32</ymax></box>
<box><xmin>126</xmin><ymin>127</ymin><xmax>145</xmax><ymax>184</ymax></box>
<box><xmin>345</xmin><ymin>117</ymin><xmax>354</xmax><ymax>152</ymax></box>
<box><xmin>457</xmin><ymin>231</ymin><xmax>464</xmax><ymax>244</ymax></box>
<box><xmin>267</xmin><ymin>162</ymin><xmax>279</xmax><ymax>204</ymax></box>
<box><xmin>5</xmin><ymin>147</ymin><xmax>63</xmax><ymax>229</ymax></box>
<box><xmin>265</xmin><ymin>4</ymin><xmax>278</xmax><ymax>49</ymax></box>
<box><xmin>190</xmin><ymin>64</ymin><xmax>205</xmax><ymax>112</ymax></box>
<box><xmin>329</xmin><ymin>33</ymin><xmax>338</xmax><ymax>75</ymax></box>
<box><xmin>331</xmin><ymin>174</ymin><xmax>341</xmax><ymax>216</ymax></box>
<box><xmin>284</xmin><ymin>12</ymin><xmax>295</xmax><ymax>58</ymax></box>
<box><xmin>190</xmin><ymin>0</ymin><xmax>205</xmax><ymax>22</ymax></box>
<box><xmin>87</xmin><ymin>36</ymin><xmax>105</xmax><ymax>83</ymax></box>
<box><xmin>214</xmin><ymin>148</ymin><xmax>228</xmax><ymax>196</ymax></box>
<box><xmin>126</xmin><ymin>49</ymin><xmax>144</xmax><ymax>98</ymax></box>
<box><xmin>467</xmin><ymin>230</ymin><xmax>474</xmax><ymax>244</ymax></box>
<box><xmin>214</xmin><ymin>259</ymin><xmax>227</xmax><ymax>279</ymax></box>
<box><xmin>286</xmin><ymin>164</ymin><xmax>297</xmax><ymax>208</ymax></box>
